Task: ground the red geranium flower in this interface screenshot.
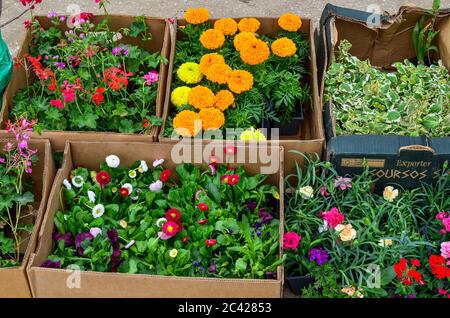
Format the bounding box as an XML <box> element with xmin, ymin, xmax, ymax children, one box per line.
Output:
<box><xmin>408</xmin><ymin>269</ymin><xmax>425</xmax><ymax>285</ymax></box>
<box><xmin>96</xmin><ymin>171</ymin><xmax>111</xmax><ymax>188</ymax></box>
<box><xmin>160</xmin><ymin>169</ymin><xmax>171</xmax><ymax>182</ymax></box>
<box><xmin>410</xmin><ymin>259</ymin><xmax>421</xmax><ymax>267</ymax></box>
<box><xmin>92</xmin><ymin>88</ymin><xmax>105</xmax><ymax>106</ymax></box>
<box><xmin>402</xmin><ymin>277</ymin><xmax>413</xmax><ymax>286</ymax></box>
<box><xmin>198</xmin><ymin>219</ymin><xmax>208</xmax><ymax>225</ymax></box>
<box><xmin>429</xmin><ymin>255</ymin><xmax>450</xmax><ymax>279</ymax></box>
<box><xmin>205</xmin><ymin>239</ymin><xmax>217</xmax><ymax>247</ymax></box>
<box><xmin>198</xmin><ymin>203</ymin><xmax>209</xmax><ymax>212</ymax></box>
<box><xmin>50</xmin><ymin>99</ymin><xmax>65</xmax><ymax>109</ymax></box>
<box><xmin>394</xmin><ymin>258</ymin><xmax>408</xmax><ymax>278</ymax></box>
<box><xmin>119</xmin><ymin>187</ymin><xmax>129</xmax><ymax>197</ymax></box>
<box><xmin>165</xmin><ymin>208</ymin><xmax>181</xmax><ymax>222</ymax></box>
<box><xmin>162</xmin><ymin>221</ymin><xmax>178</xmax><ymax>237</ymax></box>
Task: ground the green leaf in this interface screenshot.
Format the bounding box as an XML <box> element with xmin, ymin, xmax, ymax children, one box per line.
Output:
<box><xmin>15</xmin><ymin>192</ymin><xmax>34</xmax><ymax>205</ymax></box>
<box><xmin>235</xmin><ymin>258</ymin><xmax>247</xmax><ymax>272</ymax></box>
<box><xmin>205</xmin><ymin>182</ymin><xmax>222</xmax><ymax>202</ymax></box>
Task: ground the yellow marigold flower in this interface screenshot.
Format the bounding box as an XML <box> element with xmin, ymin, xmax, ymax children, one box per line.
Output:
<box><xmin>238</xmin><ymin>18</ymin><xmax>260</xmax><ymax>33</ymax></box>
<box><xmin>214</xmin><ymin>90</ymin><xmax>234</xmax><ymax>111</ymax></box>
<box><xmin>188</xmin><ymin>85</ymin><xmax>215</xmax><ymax>109</ymax></box>
<box><xmin>177</xmin><ymin>62</ymin><xmax>203</xmax><ymax>84</ymax></box>
<box><xmin>239</xmin><ymin>127</ymin><xmax>267</xmax><ymax>141</ymax></box>
<box><xmin>214</xmin><ymin>18</ymin><xmax>238</xmax><ymax>36</ymax></box>
<box><xmin>271</xmin><ymin>37</ymin><xmax>297</xmax><ymax>57</ymax></box>
<box><xmin>200</xmin><ymin>29</ymin><xmax>225</xmax><ymax>50</ymax></box>
<box><xmin>205</xmin><ymin>63</ymin><xmax>232</xmax><ymax>84</ymax></box>
<box><xmin>185</xmin><ymin>7</ymin><xmax>209</xmax><ymax>25</ymax></box>
<box><xmin>171</xmin><ymin>86</ymin><xmax>191</xmax><ymax>107</ymax></box>
<box><xmin>240</xmin><ymin>39</ymin><xmax>270</xmax><ymax>65</ymax></box>
<box><xmin>199</xmin><ymin>108</ymin><xmax>225</xmax><ymax>130</ymax></box>
<box><xmin>278</xmin><ymin>13</ymin><xmax>302</xmax><ymax>32</ymax></box>
<box><xmin>199</xmin><ymin>53</ymin><xmax>225</xmax><ymax>75</ymax></box>
<box><xmin>173</xmin><ymin>110</ymin><xmax>202</xmax><ymax>137</ymax></box>
<box><xmin>233</xmin><ymin>32</ymin><xmax>257</xmax><ymax>52</ymax></box>
<box><xmin>228</xmin><ymin>70</ymin><xmax>254</xmax><ymax>94</ymax></box>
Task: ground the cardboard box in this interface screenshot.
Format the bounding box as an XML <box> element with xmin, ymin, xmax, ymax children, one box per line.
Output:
<box><xmin>160</xmin><ymin>17</ymin><xmax>324</xmax><ymax>175</ymax></box>
<box><xmin>0</xmin><ymin>134</ymin><xmax>55</xmax><ymax>297</ymax></box>
<box><xmin>1</xmin><ymin>15</ymin><xmax>170</xmax><ymax>151</ymax></box>
<box><xmin>27</xmin><ymin>141</ymin><xmax>285</xmax><ymax>298</ymax></box>
<box><xmin>318</xmin><ymin>4</ymin><xmax>450</xmax><ymax>188</ymax></box>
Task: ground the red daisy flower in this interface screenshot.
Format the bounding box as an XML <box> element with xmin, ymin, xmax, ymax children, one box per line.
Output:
<box><xmin>96</xmin><ymin>171</ymin><xmax>111</xmax><ymax>188</ymax></box>
<box><xmin>165</xmin><ymin>208</ymin><xmax>181</xmax><ymax>222</ymax></box>
<box><xmin>160</xmin><ymin>169</ymin><xmax>171</xmax><ymax>182</ymax></box>
<box><xmin>198</xmin><ymin>203</ymin><xmax>209</xmax><ymax>212</ymax></box>
<box><xmin>205</xmin><ymin>239</ymin><xmax>217</xmax><ymax>247</ymax></box>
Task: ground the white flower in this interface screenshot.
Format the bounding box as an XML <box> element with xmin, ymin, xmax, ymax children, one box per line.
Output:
<box><xmin>105</xmin><ymin>155</ymin><xmax>120</xmax><ymax>168</ymax></box>
<box><xmin>149</xmin><ymin>180</ymin><xmax>163</xmax><ymax>192</ymax></box>
<box><xmin>318</xmin><ymin>220</ymin><xmax>328</xmax><ymax>233</ymax></box>
<box><xmin>72</xmin><ymin>176</ymin><xmax>84</xmax><ymax>188</ymax></box>
<box><xmin>129</xmin><ymin>170</ymin><xmax>137</xmax><ymax>179</ymax></box>
<box><xmin>122</xmin><ymin>183</ymin><xmax>133</xmax><ymax>195</ymax></box>
<box><xmin>153</xmin><ymin>159</ymin><xmax>164</xmax><ymax>167</ymax></box>
<box><xmin>158</xmin><ymin>231</ymin><xmax>171</xmax><ymax>240</ymax></box>
<box><xmin>89</xmin><ymin>227</ymin><xmax>102</xmax><ymax>238</ymax></box>
<box><xmin>125</xmin><ymin>240</ymin><xmax>135</xmax><ymax>249</ymax></box>
<box><xmin>138</xmin><ymin>160</ymin><xmax>149</xmax><ymax>173</ymax></box>
<box><xmin>335</xmin><ymin>223</ymin><xmax>357</xmax><ymax>242</ymax></box>
<box><xmin>169</xmin><ymin>249</ymin><xmax>178</xmax><ymax>258</ymax></box>
<box><xmin>378</xmin><ymin>239</ymin><xmax>393</xmax><ymax>247</ymax></box>
<box><xmin>87</xmin><ymin>190</ymin><xmax>96</xmax><ymax>203</ymax></box>
<box><xmin>63</xmin><ymin>179</ymin><xmax>72</xmax><ymax>190</ymax></box>
<box><xmin>156</xmin><ymin>217</ymin><xmax>167</xmax><ymax>227</ymax></box>
<box><xmin>119</xmin><ymin>220</ymin><xmax>128</xmax><ymax>228</ymax></box>
<box><xmin>383</xmin><ymin>186</ymin><xmax>399</xmax><ymax>202</ymax></box>
<box><xmin>298</xmin><ymin>186</ymin><xmax>314</xmax><ymax>199</ymax></box>
<box><xmin>92</xmin><ymin>204</ymin><xmax>105</xmax><ymax>218</ymax></box>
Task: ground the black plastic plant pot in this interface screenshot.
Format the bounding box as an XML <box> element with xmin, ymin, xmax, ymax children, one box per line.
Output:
<box><xmin>268</xmin><ymin>101</ymin><xmax>305</xmax><ymax>138</ymax></box>
<box><xmin>285</xmin><ymin>266</ymin><xmax>315</xmax><ymax>295</ymax></box>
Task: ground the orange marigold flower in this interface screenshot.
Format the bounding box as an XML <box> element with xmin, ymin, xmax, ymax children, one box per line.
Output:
<box><xmin>233</xmin><ymin>32</ymin><xmax>257</xmax><ymax>51</ymax></box>
<box><xmin>188</xmin><ymin>85</ymin><xmax>215</xmax><ymax>109</ymax></box>
<box><xmin>200</xmin><ymin>29</ymin><xmax>225</xmax><ymax>50</ymax></box>
<box><xmin>238</xmin><ymin>18</ymin><xmax>260</xmax><ymax>33</ymax></box>
<box><xmin>278</xmin><ymin>13</ymin><xmax>302</xmax><ymax>32</ymax></box>
<box><xmin>185</xmin><ymin>7</ymin><xmax>209</xmax><ymax>25</ymax></box>
<box><xmin>214</xmin><ymin>90</ymin><xmax>235</xmax><ymax>111</ymax></box>
<box><xmin>205</xmin><ymin>63</ymin><xmax>232</xmax><ymax>84</ymax></box>
<box><xmin>173</xmin><ymin>110</ymin><xmax>202</xmax><ymax>137</ymax></box>
<box><xmin>214</xmin><ymin>18</ymin><xmax>238</xmax><ymax>36</ymax></box>
<box><xmin>240</xmin><ymin>39</ymin><xmax>270</xmax><ymax>65</ymax></box>
<box><xmin>227</xmin><ymin>70</ymin><xmax>254</xmax><ymax>94</ymax></box>
<box><xmin>199</xmin><ymin>108</ymin><xmax>225</xmax><ymax>130</ymax></box>
<box><xmin>199</xmin><ymin>53</ymin><xmax>225</xmax><ymax>75</ymax></box>
<box><xmin>271</xmin><ymin>37</ymin><xmax>297</xmax><ymax>57</ymax></box>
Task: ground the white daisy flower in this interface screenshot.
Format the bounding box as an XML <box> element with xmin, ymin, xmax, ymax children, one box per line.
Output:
<box><xmin>92</xmin><ymin>204</ymin><xmax>105</xmax><ymax>218</ymax></box>
<box><xmin>122</xmin><ymin>183</ymin><xmax>133</xmax><ymax>195</ymax></box>
<box><xmin>153</xmin><ymin>159</ymin><xmax>164</xmax><ymax>167</ymax></box>
<box><xmin>72</xmin><ymin>176</ymin><xmax>84</xmax><ymax>188</ymax></box>
<box><xmin>169</xmin><ymin>249</ymin><xmax>178</xmax><ymax>258</ymax></box>
<box><xmin>89</xmin><ymin>227</ymin><xmax>102</xmax><ymax>238</ymax></box>
<box><xmin>105</xmin><ymin>155</ymin><xmax>120</xmax><ymax>168</ymax></box>
<box><xmin>125</xmin><ymin>240</ymin><xmax>135</xmax><ymax>249</ymax></box>
<box><xmin>87</xmin><ymin>190</ymin><xmax>96</xmax><ymax>203</ymax></box>
<box><xmin>149</xmin><ymin>180</ymin><xmax>163</xmax><ymax>192</ymax></box>
<box><xmin>156</xmin><ymin>217</ymin><xmax>167</xmax><ymax>227</ymax></box>
<box><xmin>63</xmin><ymin>179</ymin><xmax>72</xmax><ymax>190</ymax></box>
<box><xmin>129</xmin><ymin>170</ymin><xmax>137</xmax><ymax>179</ymax></box>
<box><xmin>138</xmin><ymin>160</ymin><xmax>149</xmax><ymax>173</ymax></box>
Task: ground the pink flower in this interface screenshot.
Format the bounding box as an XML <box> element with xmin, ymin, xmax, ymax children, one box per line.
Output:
<box><xmin>322</xmin><ymin>207</ymin><xmax>344</xmax><ymax>229</ymax></box>
<box><xmin>62</xmin><ymin>88</ymin><xmax>76</xmax><ymax>103</ymax></box>
<box><xmin>334</xmin><ymin>176</ymin><xmax>352</xmax><ymax>190</ymax></box>
<box><xmin>208</xmin><ymin>164</ymin><xmax>216</xmax><ymax>176</ymax></box>
<box><xmin>144</xmin><ymin>71</ymin><xmax>159</xmax><ymax>85</ymax></box>
<box><xmin>23</xmin><ymin>20</ymin><xmax>32</xmax><ymax>29</ymax></box>
<box><xmin>441</xmin><ymin>242</ymin><xmax>450</xmax><ymax>259</ymax></box>
<box><xmin>224</xmin><ymin>144</ymin><xmax>237</xmax><ymax>156</ymax></box>
<box><xmin>438</xmin><ymin>289</ymin><xmax>448</xmax><ymax>295</ymax></box>
<box><xmin>168</xmin><ymin>17</ymin><xmax>175</xmax><ymax>24</ymax></box>
<box><xmin>443</xmin><ymin>218</ymin><xmax>450</xmax><ymax>232</ymax></box>
<box><xmin>4</xmin><ymin>142</ymin><xmax>13</xmax><ymax>152</ymax></box>
<box><xmin>50</xmin><ymin>99</ymin><xmax>65</xmax><ymax>109</ymax></box>
<box><xmin>320</xmin><ymin>186</ymin><xmax>330</xmax><ymax>197</ymax></box>
<box><xmin>441</xmin><ymin>229</ymin><xmax>447</xmax><ymax>235</ymax></box>
<box><xmin>283</xmin><ymin>232</ymin><xmax>301</xmax><ymax>251</ymax></box>
<box><xmin>436</xmin><ymin>212</ymin><xmax>446</xmax><ymax>220</ymax></box>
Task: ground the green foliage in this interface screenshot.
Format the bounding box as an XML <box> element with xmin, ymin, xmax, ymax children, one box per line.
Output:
<box><xmin>47</xmin><ymin>159</ymin><xmax>282</xmax><ymax>279</ymax></box>
<box><xmin>325</xmin><ymin>40</ymin><xmax>450</xmax><ymax>137</ymax></box>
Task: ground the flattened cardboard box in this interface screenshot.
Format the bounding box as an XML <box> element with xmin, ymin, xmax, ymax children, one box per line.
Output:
<box><xmin>160</xmin><ymin>17</ymin><xmax>325</xmax><ymax>175</ymax></box>
<box><xmin>1</xmin><ymin>15</ymin><xmax>171</xmax><ymax>151</ymax></box>
<box><xmin>318</xmin><ymin>4</ymin><xmax>450</xmax><ymax>188</ymax></box>
<box><xmin>0</xmin><ymin>134</ymin><xmax>55</xmax><ymax>297</ymax></box>
<box><xmin>27</xmin><ymin>141</ymin><xmax>285</xmax><ymax>298</ymax></box>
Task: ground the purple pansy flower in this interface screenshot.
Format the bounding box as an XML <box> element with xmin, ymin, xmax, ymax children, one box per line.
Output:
<box><xmin>247</xmin><ymin>201</ymin><xmax>256</xmax><ymax>212</ymax></box>
<box><xmin>75</xmin><ymin>232</ymin><xmax>94</xmax><ymax>255</ymax></box>
<box><xmin>107</xmin><ymin>229</ymin><xmax>121</xmax><ymax>272</ymax></box>
<box><xmin>41</xmin><ymin>260</ymin><xmax>61</xmax><ymax>268</ymax></box>
<box><xmin>259</xmin><ymin>208</ymin><xmax>273</xmax><ymax>224</ymax></box>
<box><xmin>53</xmin><ymin>232</ymin><xmax>73</xmax><ymax>246</ymax></box>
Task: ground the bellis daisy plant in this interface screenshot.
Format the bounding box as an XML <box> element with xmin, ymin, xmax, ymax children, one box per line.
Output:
<box><xmin>164</xmin><ymin>9</ymin><xmax>311</xmax><ymax>138</ymax></box>
<box><xmin>43</xmin><ymin>155</ymin><xmax>283</xmax><ymax>279</ymax></box>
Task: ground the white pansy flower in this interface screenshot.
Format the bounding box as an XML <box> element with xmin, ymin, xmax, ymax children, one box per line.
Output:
<box><xmin>105</xmin><ymin>155</ymin><xmax>120</xmax><ymax>168</ymax></box>
<box><xmin>149</xmin><ymin>180</ymin><xmax>163</xmax><ymax>192</ymax></box>
<box><xmin>87</xmin><ymin>190</ymin><xmax>96</xmax><ymax>203</ymax></box>
<box><xmin>153</xmin><ymin>159</ymin><xmax>164</xmax><ymax>167</ymax></box>
<box><xmin>138</xmin><ymin>160</ymin><xmax>149</xmax><ymax>173</ymax></box>
<box><xmin>298</xmin><ymin>186</ymin><xmax>314</xmax><ymax>199</ymax></box>
<box><xmin>63</xmin><ymin>179</ymin><xmax>72</xmax><ymax>190</ymax></box>
<box><xmin>122</xmin><ymin>183</ymin><xmax>133</xmax><ymax>195</ymax></box>
<box><xmin>92</xmin><ymin>204</ymin><xmax>105</xmax><ymax>218</ymax></box>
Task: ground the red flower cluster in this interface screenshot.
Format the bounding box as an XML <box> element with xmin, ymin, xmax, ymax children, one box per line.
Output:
<box><xmin>160</xmin><ymin>169</ymin><xmax>172</xmax><ymax>182</ymax></box>
<box><xmin>429</xmin><ymin>255</ymin><xmax>450</xmax><ymax>279</ymax></box>
<box><xmin>103</xmin><ymin>67</ymin><xmax>133</xmax><ymax>91</ymax></box>
<box><xmin>221</xmin><ymin>174</ymin><xmax>240</xmax><ymax>186</ymax></box>
<box><xmin>394</xmin><ymin>258</ymin><xmax>425</xmax><ymax>286</ymax></box>
<box><xmin>166</xmin><ymin>208</ymin><xmax>181</xmax><ymax>222</ymax></box>
<box><xmin>24</xmin><ymin>54</ymin><xmax>54</xmax><ymax>81</ymax></box>
<box><xmin>205</xmin><ymin>239</ymin><xmax>217</xmax><ymax>247</ymax></box>
<box><xmin>92</xmin><ymin>88</ymin><xmax>105</xmax><ymax>106</ymax></box>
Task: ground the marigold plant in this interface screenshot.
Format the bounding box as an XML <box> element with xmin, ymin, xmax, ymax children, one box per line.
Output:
<box><xmin>227</xmin><ymin>70</ymin><xmax>254</xmax><ymax>94</ymax></box>
<box><xmin>177</xmin><ymin>62</ymin><xmax>203</xmax><ymax>84</ymax></box>
<box><xmin>185</xmin><ymin>7</ymin><xmax>209</xmax><ymax>25</ymax></box>
<box><xmin>233</xmin><ymin>32</ymin><xmax>257</xmax><ymax>51</ymax></box>
<box><xmin>278</xmin><ymin>13</ymin><xmax>302</xmax><ymax>32</ymax></box>
<box><xmin>199</xmin><ymin>53</ymin><xmax>226</xmax><ymax>75</ymax></box>
<box><xmin>205</xmin><ymin>63</ymin><xmax>232</xmax><ymax>84</ymax></box>
<box><xmin>214</xmin><ymin>90</ymin><xmax>235</xmax><ymax>111</ymax></box>
<box><xmin>199</xmin><ymin>107</ymin><xmax>225</xmax><ymax>130</ymax></box>
<box><xmin>171</xmin><ymin>86</ymin><xmax>191</xmax><ymax>107</ymax></box>
<box><xmin>238</xmin><ymin>17</ymin><xmax>261</xmax><ymax>33</ymax></box>
<box><xmin>188</xmin><ymin>85</ymin><xmax>215</xmax><ymax>109</ymax></box>
<box><xmin>272</xmin><ymin>37</ymin><xmax>297</xmax><ymax>57</ymax></box>
<box><xmin>239</xmin><ymin>38</ymin><xmax>271</xmax><ymax>65</ymax></box>
<box><xmin>214</xmin><ymin>18</ymin><xmax>238</xmax><ymax>36</ymax></box>
<box><xmin>199</xmin><ymin>29</ymin><xmax>225</xmax><ymax>50</ymax></box>
<box><xmin>173</xmin><ymin>110</ymin><xmax>201</xmax><ymax>137</ymax></box>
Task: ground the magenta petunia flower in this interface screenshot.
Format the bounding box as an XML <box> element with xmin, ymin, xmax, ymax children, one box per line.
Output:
<box><xmin>144</xmin><ymin>70</ymin><xmax>159</xmax><ymax>85</ymax></box>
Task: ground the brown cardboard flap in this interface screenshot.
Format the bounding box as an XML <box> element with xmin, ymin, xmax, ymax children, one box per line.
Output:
<box><xmin>29</xmin><ymin>141</ymin><xmax>285</xmax><ymax>298</ymax></box>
